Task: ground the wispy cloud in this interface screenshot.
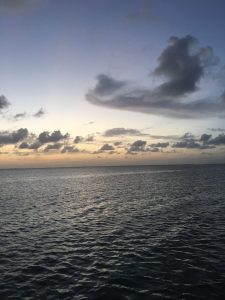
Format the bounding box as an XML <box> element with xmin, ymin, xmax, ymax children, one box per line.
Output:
<box><xmin>103</xmin><ymin>127</ymin><xmax>144</xmax><ymax>137</ymax></box>
<box><xmin>33</xmin><ymin>108</ymin><xmax>45</xmax><ymax>118</ymax></box>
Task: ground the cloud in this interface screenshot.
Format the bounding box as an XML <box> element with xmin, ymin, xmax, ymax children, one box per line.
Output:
<box><xmin>43</xmin><ymin>143</ymin><xmax>63</xmax><ymax>152</ymax></box>
<box><xmin>12</xmin><ymin>112</ymin><xmax>27</xmax><ymax>121</ymax></box>
<box><xmin>128</xmin><ymin>140</ymin><xmax>147</xmax><ymax>153</ymax></box>
<box><xmin>18</xmin><ymin>141</ymin><xmax>41</xmax><ymax>150</ymax></box>
<box><xmin>0</xmin><ymin>128</ymin><xmax>28</xmax><ymax>145</ymax></box>
<box><xmin>149</xmin><ymin>147</ymin><xmax>160</xmax><ymax>152</ymax></box>
<box><xmin>172</xmin><ymin>140</ymin><xmax>208</xmax><ymax>149</ymax></box>
<box><xmin>208</xmin><ymin>128</ymin><xmax>225</xmax><ymax>132</ymax></box>
<box><xmin>200</xmin><ymin>134</ymin><xmax>212</xmax><ymax>142</ymax></box>
<box><xmin>61</xmin><ymin>145</ymin><xmax>79</xmax><ymax>153</ymax></box>
<box><xmin>103</xmin><ymin>127</ymin><xmax>144</xmax><ymax>137</ymax></box>
<box><xmin>0</xmin><ymin>95</ymin><xmax>10</xmax><ymax>112</ymax></box>
<box><xmin>38</xmin><ymin>130</ymin><xmax>69</xmax><ymax>144</ymax></box>
<box><xmin>74</xmin><ymin>136</ymin><xmax>84</xmax><ymax>144</ymax></box>
<box><xmin>207</xmin><ymin>134</ymin><xmax>225</xmax><ymax>146</ymax></box>
<box><xmin>100</xmin><ymin>144</ymin><xmax>115</xmax><ymax>151</ymax></box>
<box><xmin>86</xmin><ymin>135</ymin><xmax>95</xmax><ymax>142</ymax></box>
<box><xmin>91</xmin><ymin>74</ymin><xmax>127</xmax><ymax>96</ymax></box>
<box><xmin>149</xmin><ymin>134</ymin><xmax>178</xmax><ymax>140</ymax></box>
<box><xmin>150</xmin><ymin>142</ymin><xmax>169</xmax><ymax>148</ymax></box>
<box><xmin>86</xmin><ymin>36</ymin><xmax>225</xmax><ymax>119</ymax></box>
<box><xmin>18</xmin><ymin>142</ymin><xmax>29</xmax><ymax>149</ymax></box>
<box><xmin>114</xmin><ymin>141</ymin><xmax>123</xmax><ymax>146</ymax></box>
<box><xmin>33</xmin><ymin>108</ymin><xmax>45</xmax><ymax>118</ymax></box>
<box><xmin>172</xmin><ymin>132</ymin><xmax>215</xmax><ymax>149</ymax></box>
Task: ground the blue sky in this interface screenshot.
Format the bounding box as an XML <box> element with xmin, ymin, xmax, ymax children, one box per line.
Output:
<box><xmin>0</xmin><ymin>0</ymin><xmax>225</xmax><ymax>167</ymax></box>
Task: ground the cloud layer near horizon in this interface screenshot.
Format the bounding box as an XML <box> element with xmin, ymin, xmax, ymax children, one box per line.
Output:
<box><xmin>86</xmin><ymin>35</ymin><xmax>225</xmax><ymax>119</ymax></box>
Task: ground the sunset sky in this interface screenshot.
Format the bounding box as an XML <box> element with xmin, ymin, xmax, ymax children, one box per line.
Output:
<box><xmin>0</xmin><ymin>0</ymin><xmax>225</xmax><ymax>168</ymax></box>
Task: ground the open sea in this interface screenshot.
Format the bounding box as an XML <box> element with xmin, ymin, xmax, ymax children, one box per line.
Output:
<box><xmin>0</xmin><ymin>164</ymin><xmax>225</xmax><ymax>300</ymax></box>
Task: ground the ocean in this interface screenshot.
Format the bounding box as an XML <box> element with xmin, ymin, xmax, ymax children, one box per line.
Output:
<box><xmin>0</xmin><ymin>165</ymin><xmax>225</xmax><ymax>299</ymax></box>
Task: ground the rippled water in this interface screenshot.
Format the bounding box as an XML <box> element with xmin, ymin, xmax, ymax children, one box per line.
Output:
<box><xmin>0</xmin><ymin>165</ymin><xmax>225</xmax><ymax>299</ymax></box>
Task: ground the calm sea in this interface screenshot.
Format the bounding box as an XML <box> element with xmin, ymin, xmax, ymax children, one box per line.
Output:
<box><xmin>0</xmin><ymin>165</ymin><xmax>225</xmax><ymax>299</ymax></box>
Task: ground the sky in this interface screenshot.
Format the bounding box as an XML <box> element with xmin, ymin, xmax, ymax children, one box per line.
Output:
<box><xmin>0</xmin><ymin>0</ymin><xmax>225</xmax><ymax>168</ymax></box>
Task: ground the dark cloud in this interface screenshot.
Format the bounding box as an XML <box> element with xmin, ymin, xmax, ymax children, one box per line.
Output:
<box><xmin>91</xmin><ymin>74</ymin><xmax>127</xmax><ymax>96</ymax></box>
<box><xmin>172</xmin><ymin>140</ymin><xmax>204</xmax><ymax>149</ymax></box>
<box><xmin>74</xmin><ymin>136</ymin><xmax>84</xmax><ymax>144</ymax></box>
<box><xmin>128</xmin><ymin>140</ymin><xmax>147</xmax><ymax>153</ymax></box>
<box><xmin>150</xmin><ymin>142</ymin><xmax>169</xmax><ymax>148</ymax></box>
<box><xmin>18</xmin><ymin>142</ymin><xmax>29</xmax><ymax>149</ymax></box>
<box><xmin>153</xmin><ymin>35</ymin><xmax>204</xmax><ymax>97</ymax></box>
<box><xmin>43</xmin><ymin>143</ymin><xmax>63</xmax><ymax>152</ymax></box>
<box><xmin>200</xmin><ymin>134</ymin><xmax>212</xmax><ymax>142</ymax></box>
<box><xmin>61</xmin><ymin>145</ymin><xmax>79</xmax><ymax>153</ymax></box>
<box><xmin>0</xmin><ymin>95</ymin><xmax>10</xmax><ymax>111</ymax></box>
<box><xmin>181</xmin><ymin>132</ymin><xmax>195</xmax><ymax>140</ymax></box>
<box><xmin>38</xmin><ymin>130</ymin><xmax>69</xmax><ymax>144</ymax></box>
<box><xmin>207</xmin><ymin>134</ymin><xmax>225</xmax><ymax>146</ymax></box>
<box><xmin>172</xmin><ymin>133</ymin><xmax>214</xmax><ymax>149</ymax></box>
<box><xmin>100</xmin><ymin>144</ymin><xmax>115</xmax><ymax>151</ymax></box>
<box><xmin>172</xmin><ymin>132</ymin><xmax>225</xmax><ymax>149</ymax></box>
<box><xmin>86</xmin><ymin>36</ymin><xmax>225</xmax><ymax>119</ymax></box>
<box><xmin>74</xmin><ymin>135</ymin><xmax>94</xmax><ymax>143</ymax></box>
<box><xmin>33</xmin><ymin>108</ymin><xmax>45</xmax><ymax>118</ymax></box>
<box><xmin>0</xmin><ymin>128</ymin><xmax>28</xmax><ymax>145</ymax></box>
<box><xmin>103</xmin><ymin>127</ymin><xmax>143</xmax><ymax>137</ymax></box>
<box><xmin>18</xmin><ymin>141</ymin><xmax>41</xmax><ymax>150</ymax></box>
<box><xmin>28</xmin><ymin>142</ymin><xmax>41</xmax><ymax>150</ymax></box>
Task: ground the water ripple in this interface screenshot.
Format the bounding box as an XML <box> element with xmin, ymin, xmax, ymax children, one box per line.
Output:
<box><xmin>0</xmin><ymin>165</ymin><xmax>225</xmax><ymax>299</ymax></box>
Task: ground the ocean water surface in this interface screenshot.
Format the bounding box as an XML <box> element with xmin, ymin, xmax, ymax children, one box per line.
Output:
<box><xmin>0</xmin><ymin>165</ymin><xmax>225</xmax><ymax>299</ymax></box>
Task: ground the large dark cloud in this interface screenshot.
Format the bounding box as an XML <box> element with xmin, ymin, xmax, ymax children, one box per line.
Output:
<box><xmin>153</xmin><ymin>36</ymin><xmax>203</xmax><ymax>97</ymax></box>
<box><xmin>0</xmin><ymin>95</ymin><xmax>10</xmax><ymax>112</ymax></box>
<box><xmin>86</xmin><ymin>36</ymin><xmax>225</xmax><ymax>118</ymax></box>
<box><xmin>38</xmin><ymin>130</ymin><xmax>69</xmax><ymax>144</ymax></box>
<box><xmin>0</xmin><ymin>128</ymin><xmax>28</xmax><ymax>145</ymax></box>
<box><xmin>103</xmin><ymin>127</ymin><xmax>143</xmax><ymax>137</ymax></box>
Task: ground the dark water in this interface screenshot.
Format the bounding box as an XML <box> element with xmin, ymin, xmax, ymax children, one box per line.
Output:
<box><xmin>0</xmin><ymin>165</ymin><xmax>225</xmax><ymax>299</ymax></box>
